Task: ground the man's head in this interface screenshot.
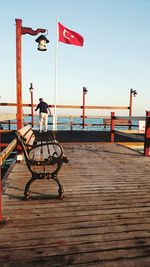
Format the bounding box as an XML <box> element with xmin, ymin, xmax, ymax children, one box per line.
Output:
<box><xmin>39</xmin><ymin>98</ymin><xmax>43</xmax><ymax>102</ymax></box>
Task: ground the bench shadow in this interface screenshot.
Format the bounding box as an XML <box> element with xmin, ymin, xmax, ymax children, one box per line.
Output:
<box><xmin>4</xmin><ymin>191</ymin><xmax>63</xmax><ymax>201</ymax></box>
<box><xmin>25</xmin><ymin>194</ymin><xmax>65</xmax><ymax>201</ymax></box>
<box><xmin>4</xmin><ymin>185</ymin><xmax>63</xmax><ymax>201</ymax></box>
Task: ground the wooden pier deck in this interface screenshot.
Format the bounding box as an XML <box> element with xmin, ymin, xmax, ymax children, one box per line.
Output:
<box><xmin>1</xmin><ymin>142</ymin><xmax>150</xmax><ymax>267</ymax></box>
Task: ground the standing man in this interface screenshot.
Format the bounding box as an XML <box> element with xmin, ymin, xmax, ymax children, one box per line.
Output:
<box><xmin>35</xmin><ymin>98</ymin><xmax>51</xmax><ymax>132</ymax></box>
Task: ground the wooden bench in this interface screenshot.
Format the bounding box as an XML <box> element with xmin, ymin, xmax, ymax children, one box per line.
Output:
<box><xmin>103</xmin><ymin>119</ymin><xmax>131</xmax><ymax>129</ymax></box>
<box><xmin>15</xmin><ymin>125</ymin><xmax>69</xmax><ymax>200</ymax></box>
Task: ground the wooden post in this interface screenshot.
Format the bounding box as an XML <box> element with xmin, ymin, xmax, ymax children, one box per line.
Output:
<box><xmin>129</xmin><ymin>89</ymin><xmax>133</xmax><ymax>130</ymax></box>
<box><xmin>0</xmin><ymin>131</ymin><xmax>2</xmax><ymax>222</ymax></box>
<box><xmin>29</xmin><ymin>83</ymin><xmax>34</xmax><ymax>127</ymax></box>
<box><xmin>110</xmin><ymin>112</ymin><xmax>115</xmax><ymax>142</ymax></box>
<box><xmin>15</xmin><ymin>19</ymin><xmax>47</xmax><ymax>131</ymax></box>
<box><xmin>70</xmin><ymin>116</ymin><xmax>73</xmax><ymax>131</ymax></box>
<box><xmin>16</xmin><ymin>19</ymin><xmax>23</xmax><ymax>130</ymax></box>
<box><xmin>0</xmin><ymin>175</ymin><xmax>1</xmax><ymax>223</ymax></box>
<box><xmin>82</xmin><ymin>90</ymin><xmax>85</xmax><ymax>129</ymax></box>
<box><xmin>82</xmin><ymin>87</ymin><xmax>88</xmax><ymax>130</ymax></box>
<box><xmin>144</xmin><ymin>111</ymin><xmax>150</xmax><ymax>156</ymax></box>
<box><xmin>8</xmin><ymin>120</ymin><xmax>11</xmax><ymax>130</ymax></box>
<box><xmin>31</xmin><ymin>90</ymin><xmax>34</xmax><ymax>127</ymax></box>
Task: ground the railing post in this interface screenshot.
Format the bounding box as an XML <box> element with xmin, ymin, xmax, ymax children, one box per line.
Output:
<box><xmin>129</xmin><ymin>89</ymin><xmax>133</xmax><ymax>130</ymax></box>
<box><xmin>110</xmin><ymin>112</ymin><xmax>115</xmax><ymax>142</ymax></box>
<box><xmin>144</xmin><ymin>111</ymin><xmax>150</xmax><ymax>156</ymax></box>
<box><xmin>29</xmin><ymin>83</ymin><xmax>34</xmax><ymax>128</ymax></box>
<box><xmin>8</xmin><ymin>120</ymin><xmax>11</xmax><ymax>130</ymax></box>
<box><xmin>82</xmin><ymin>87</ymin><xmax>88</xmax><ymax>130</ymax></box>
<box><xmin>70</xmin><ymin>116</ymin><xmax>73</xmax><ymax>131</ymax></box>
<box><xmin>129</xmin><ymin>88</ymin><xmax>138</xmax><ymax>129</ymax></box>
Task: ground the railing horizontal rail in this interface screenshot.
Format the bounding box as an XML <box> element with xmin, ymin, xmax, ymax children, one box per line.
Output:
<box><xmin>115</xmin><ymin>116</ymin><xmax>146</xmax><ymax>120</ymax></box>
<box><xmin>0</xmin><ymin>139</ymin><xmax>17</xmax><ymax>166</ymax></box>
<box><xmin>0</xmin><ymin>130</ymin><xmax>14</xmax><ymax>133</ymax></box>
<box><xmin>0</xmin><ymin>118</ymin><xmax>140</xmax><ymax>131</ymax></box>
<box><xmin>0</xmin><ymin>102</ymin><xmax>129</xmax><ymax>110</ymax></box>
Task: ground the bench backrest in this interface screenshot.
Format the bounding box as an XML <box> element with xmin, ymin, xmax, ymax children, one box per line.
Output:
<box><xmin>18</xmin><ymin>125</ymin><xmax>35</xmax><ymax>146</ymax></box>
<box><xmin>15</xmin><ymin>125</ymin><xmax>35</xmax><ymax>160</ymax></box>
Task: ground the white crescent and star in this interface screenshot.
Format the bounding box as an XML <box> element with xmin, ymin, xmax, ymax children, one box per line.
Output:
<box><xmin>63</xmin><ymin>29</ymin><xmax>74</xmax><ymax>40</ymax></box>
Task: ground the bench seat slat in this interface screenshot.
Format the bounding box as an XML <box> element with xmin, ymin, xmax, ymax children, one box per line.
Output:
<box><xmin>33</xmin><ymin>142</ymin><xmax>51</xmax><ymax>161</ymax></box>
<box><xmin>34</xmin><ymin>142</ymin><xmax>42</xmax><ymax>160</ymax></box>
<box><xmin>33</xmin><ymin>143</ymin><xmax>62</xmax><ymax>160</ymax></box>
<box><xmin>48</xmin><ymin>145</ymin><xmax>55</xmax><ymax>157</ymax></box>
<box><xmin>42</xmin><ymin>143</ymin><xmax>49</xmax><ymax>159</ymax></box>
<box><xmin>52</xmin><ymin>144</ymin><xmax>61</xmax><ymax>157</ymax></box>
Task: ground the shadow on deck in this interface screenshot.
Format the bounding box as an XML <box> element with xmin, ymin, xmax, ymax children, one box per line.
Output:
<box><xmin>34</xmin><ymin>130</ymin><xmax>144</xmax><ymax>143</ymax></box>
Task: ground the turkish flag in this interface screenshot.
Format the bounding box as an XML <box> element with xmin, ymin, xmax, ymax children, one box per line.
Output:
<box><xmin>58</xmin><ymin>22</ymin><xmax>84</xmax><ymax>47</ymax></box>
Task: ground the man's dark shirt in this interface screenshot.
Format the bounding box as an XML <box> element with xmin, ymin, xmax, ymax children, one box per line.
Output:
<box><xmin>35</xmin><ymin>101</ymin><xmax>49</xmax><ymax>114</ymax></box>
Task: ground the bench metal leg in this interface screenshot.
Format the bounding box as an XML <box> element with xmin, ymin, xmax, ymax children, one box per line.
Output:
<box><xmin>24</xmin><ymin>172</ymin><xmax>64</xmax><ymax>200</ymax></box>
<box><xmin>51</xmin><ymin>173</ymin><xmax>64</xmax><ymax>199</ymax></box>
<box><xmin>24</xmin><ymin>176</ymin><xmax>38</xmax><ymax>200</ymax></box>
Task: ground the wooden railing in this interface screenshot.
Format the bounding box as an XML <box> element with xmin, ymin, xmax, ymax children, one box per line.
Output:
<box><xmin>0</xmin><ymin>102</ymin><xmax>130</xmax><ymax>130</ymax></box>
<box><xmin>0</xmin><ymin>114</ymin><xmax>136</xmax><ymax>131</ymax></box>
<box><xmin>110</xmin><ymin>112</ymin><xmax>145</xmax><ymax>142</ymax></box>
<box><xmin>0</xmin><ymin>139</ymin><xmax>17</xmax><ymax>166</ymax></box>
<box><xmin>0</xmin><ymin>134</ymin><xmax>17</xmax><ymax>222</ymax></box>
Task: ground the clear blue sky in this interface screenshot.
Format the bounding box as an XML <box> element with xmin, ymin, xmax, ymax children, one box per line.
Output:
<box><xmin>1</xmin><ymin>0</ymin><xmax>150</xmax><ymax>116</ymax></box>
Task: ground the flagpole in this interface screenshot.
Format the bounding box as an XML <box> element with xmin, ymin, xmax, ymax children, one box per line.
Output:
<box><xmin>53</xmin><ymin>17</ymin><xmax>59</xmax><ymax>131</ymax></box>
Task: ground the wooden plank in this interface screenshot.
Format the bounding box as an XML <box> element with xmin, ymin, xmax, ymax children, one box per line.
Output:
<box><xmin>33</xmin><ymin>142</ymin><xmax>42</xmax><ymax>160</ymax></box>
<box><xmin>48</xmin><ymin>143</ymin><xmax>61</xmax><ymax>157</ymax></box>
<box><xmin>42</xmin><ymin>143</ymin><xmax>50</xmax><ymax>159</ymax></box>
<box><xmin>1</xmin><ymin>143</ymin><xmax>150</xmax><ymax>267</ymax></box>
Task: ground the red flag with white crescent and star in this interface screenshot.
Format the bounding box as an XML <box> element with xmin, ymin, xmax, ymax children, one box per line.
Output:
<box><xmin>58</xmin><ymin>22</ymin><xmax>84</xmax><ymax>47</ymax></box>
